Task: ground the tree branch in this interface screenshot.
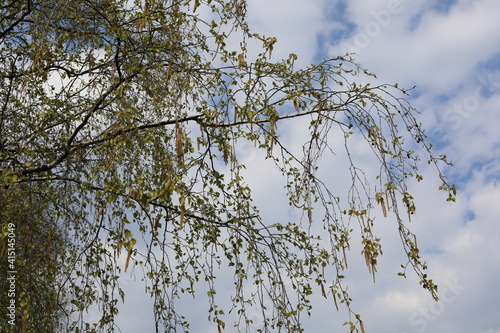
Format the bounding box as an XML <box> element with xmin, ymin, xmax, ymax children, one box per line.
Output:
<box><xmin>20</xmin><ymin>175</ymin><xmax>243</xmax><ymax>227</ymax></box>
<box><xmin>0</xmin><ymin>0</ymin><xmax>32</xmax><ymax>39</ymax></box>
<box><xmin>20</xmin><ymin>74</ymin><xmax>136</xmax><ymax>176</ymax></box>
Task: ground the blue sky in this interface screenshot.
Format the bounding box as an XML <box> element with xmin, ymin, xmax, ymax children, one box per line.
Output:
<box><xmin>112</xmin><ymin>1</ymin><xmax>500</xmax><ymax>332</ymax></box>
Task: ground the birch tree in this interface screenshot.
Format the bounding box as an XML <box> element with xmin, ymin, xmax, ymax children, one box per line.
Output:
<box><xmin>0</xmin><ymin>0</ymin><xmax>455</xmax><ymax>332</ymax></box>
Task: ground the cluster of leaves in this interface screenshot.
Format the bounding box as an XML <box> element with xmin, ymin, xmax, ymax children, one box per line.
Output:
<box><xmin>0</xmin><ymin>185</ymin><xmax>68</xmax><ymax>332</ymax></box>
<box><xmin>0</xmin><ymin>0</ymin><xmax>455</xmax><ymax>332</ymax></box>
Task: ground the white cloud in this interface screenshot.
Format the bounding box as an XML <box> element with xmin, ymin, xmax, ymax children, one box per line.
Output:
<box><xmin>478</xmin><ymin>329</ymin><xmax>500</xmax><ymax>333</ymax></box>
<box><xmin>329</xmin><ymin>0</ymin><xmax>500</xmax><ymax>94</ymax></box>
<box><xmin>246</xmin><ymin>0</ymin><xmax>332</xmax><ymax>66</ymax></box>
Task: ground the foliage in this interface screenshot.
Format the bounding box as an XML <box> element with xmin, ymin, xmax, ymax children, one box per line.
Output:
<box><xmin>0</xmin><ymin>0</ymin><xmax>455</xmax><ymax>332</ymax></box>
<box><xmin>0</xmin><ymin>185</ymin><xmax>68</xmax><ymax>332</ymax></box>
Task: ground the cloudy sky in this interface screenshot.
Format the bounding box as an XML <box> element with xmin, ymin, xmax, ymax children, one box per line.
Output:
<box><xmin>244</xmin><ymin>0</ymin><xmax>500</xmax><ymax>332</ymax></box>
<box><xmin>115</xmin><ymin>0</ymin><xmax>500</xmax><ymax>332</ymax></box>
